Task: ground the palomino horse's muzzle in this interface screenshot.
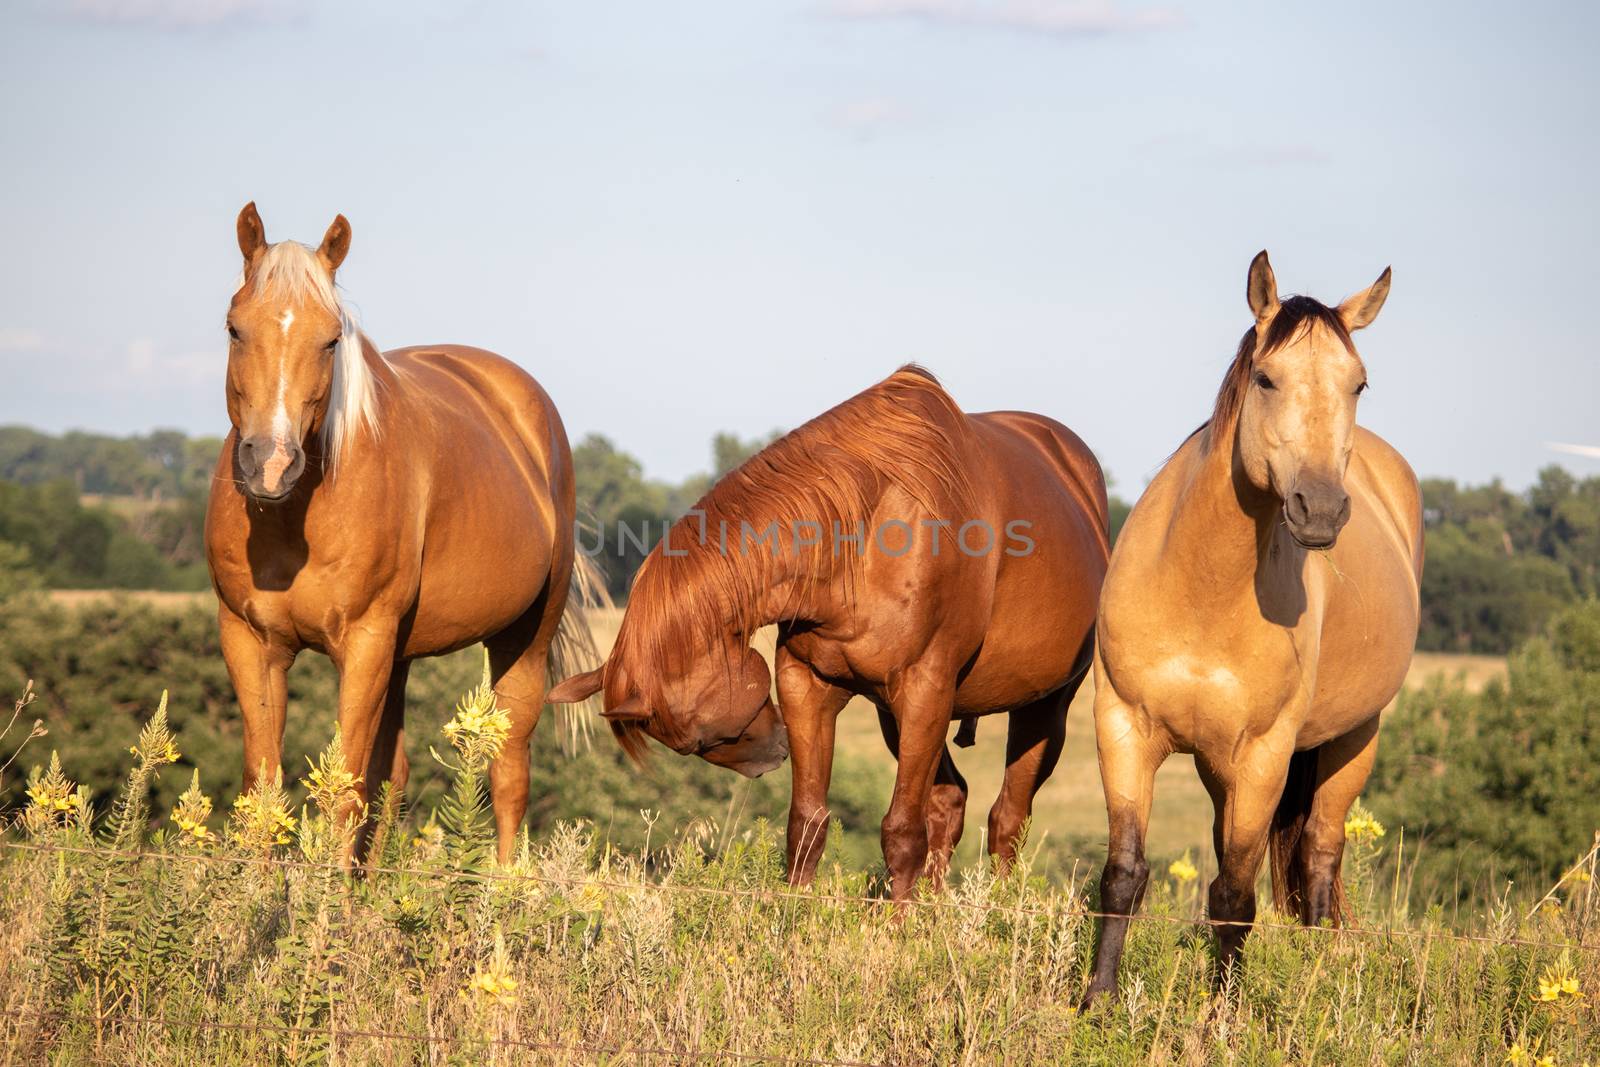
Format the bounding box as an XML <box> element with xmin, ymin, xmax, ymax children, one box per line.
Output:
<box><xmin>237</xmin><ymin>434</ymin><xmax>306</xmax><ymax>501</ymax></box>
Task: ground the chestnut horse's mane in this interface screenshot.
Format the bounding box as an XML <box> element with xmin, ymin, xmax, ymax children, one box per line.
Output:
<box><xmin>243</xmin><ymin>241</ymin><xmax>384</xmax><ymax>479</ymax></box>
<box><xmin>1196</xmin><ymin>295</ymin><xmax>1356</xmax><ymax>455</ymax></box>
<box><xmin>603</xmin><ymin>364</ymin><xmax>976</xmax><ymax>757</ymax></box>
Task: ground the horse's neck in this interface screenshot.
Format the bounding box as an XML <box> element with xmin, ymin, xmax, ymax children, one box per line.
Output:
<box><xmin>1164</xmin><ymin>425</ymin><xmax>1278</xmax><ymax>596</ymax></box>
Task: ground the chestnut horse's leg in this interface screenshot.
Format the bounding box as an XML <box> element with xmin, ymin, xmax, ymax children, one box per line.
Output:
<box><xmin>219</xmin><ymin>605</ymin><xmax>296</xmax><ymax>794</ymax></box>
<box><xmin>776</xmin><ymin>644</ymin><xmax>852</xmax><ymax>886</ymax></box>
<box><xmin>485</xmin><ymin>593</ymin><xmax>563</xmax><ymax>864</ymax></box>
<box><xmin>876</xmin><ymin>705</ymin><xmax>968</xmax><ymax>890</ymax></box>
<box><xmin>985</xmin><ymin>687</ymin><xmax>1069</xmax><ymax>873</ymax></box>
<box><xmin>1296</xmin><ymin>715</ymin><xmax>1380</xmax><ymax>927</ymax></box>
<box><xmin>1203</xmin><ymin>731</ymin><xmax>1295</xmax><ymax>987</ymax></box>
<box><xmin>1083</xmin><ymin>690</ymin><xmax>1166</xmax><ymax>1007</ymax></box>
<box><xmin>877</xmin><ymin>671</ymin><xmax>957</xmax><ymax>902</ymax></box>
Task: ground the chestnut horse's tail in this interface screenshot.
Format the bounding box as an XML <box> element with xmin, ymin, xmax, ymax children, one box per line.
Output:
<box><xmin>1268</xmin><ymin>746</ymin><xmax>1345</xmax><ymax>925</ymax></box>
<box><xmin>547</xmin><ymin>552</ymin><xmax>614</xmax><ymax>756</ymax></box>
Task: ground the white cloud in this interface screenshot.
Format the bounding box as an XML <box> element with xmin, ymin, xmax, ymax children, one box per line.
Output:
<box><xmin>0</xmin><ymin>328</ymin><xmax>45</xmax><ymax>353</ymax></box>
<box><xmin>63</xmin><ymin>0</ymin><xmax>303</xmax><ymax>29</ymax></box>
<box><xmin>828</xmin><ymin>97</ymin><xmax>910</xmax><ymax>139</ymax></box>
<box><xmin>826</xmin><ymin>0</ymin><xmax>1183</xmax><ymax>37</ymax></box>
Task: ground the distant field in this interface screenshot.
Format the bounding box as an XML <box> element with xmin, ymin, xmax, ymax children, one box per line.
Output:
<box><xmin>48</xmin><ymin>595</ymin><xmax>1505</xmax><ymax>868</ymax></box>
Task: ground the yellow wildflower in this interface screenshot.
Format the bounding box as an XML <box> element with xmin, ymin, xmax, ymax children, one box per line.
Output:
<box><xmin>1168</xmin><ymin>853</ymin><xmax>1199</xmax><ymax>884</ymax></box>
<box><xmin>1343</xmin><ymin>802</ymin><xmax>1386</xmax><ymax>843</ymax></box>
<box><xmin>1507</xmin><ymin>1042</ymin><xmax>1529</xmax><ymax>1066</ymax></box>
<box><xmin>1535</xmin><ymin>962</ymin><xmax>1583</xmax><ymax>1003</ymax></box>
<box><xmin>441</xmin><ymin>651</ymin><xmax>512</xmax><ymax>768</ymax></box>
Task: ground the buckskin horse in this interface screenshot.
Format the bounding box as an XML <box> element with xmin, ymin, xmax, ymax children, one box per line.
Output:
<box><xmin>205</xmin><ymin>203</ymin><xmax>603</xmax><ymax>861</ymax></box>
<box><xmin>1082</xmin><ymin>252</ymin><xmax>1424</xmax><ymax>1004</ymax></box>
<box><xmin>548</xmin><ymin>366</ymin><xmax>1109</xmax><ymax>901</ymax></box>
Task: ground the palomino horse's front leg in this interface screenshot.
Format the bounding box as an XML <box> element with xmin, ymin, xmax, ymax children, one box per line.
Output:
<box><xmin>879</xmin><ymin>670</ymin><xmax>957</xmax><ymax>902</ymax></box>
<box><xmin>218</xmin><ymin>605</ymin><xmax>297</xmax><ymax>793</ymax></box>
<box><xmin>332</xmin><ymin>621</ymin><xmax>399</xmax><ymax>847</ymax></box>
<box><xmin>1083</xmin><ymin>684</ymin><xmax>1167</xmax><ymax>1008</ymax></box>
<box><xmin>776</xmin><ymin>645</ymin><xmax>852</xmax><ymax>886</ymax></box>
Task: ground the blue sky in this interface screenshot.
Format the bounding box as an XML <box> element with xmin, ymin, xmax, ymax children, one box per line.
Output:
<box><xmin>2</xmin><ymin>0</ymin><xmax>1596</xmax><ymax>490</ymax></box>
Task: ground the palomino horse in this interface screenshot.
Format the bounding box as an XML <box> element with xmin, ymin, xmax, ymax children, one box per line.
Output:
<box><xmin>548</xmin><ymin>367</ymin><xmax>1109</xmax><ymax>900</ymax></box>
<box><xmin>1083</xmin><ymin>252</ymin><xmax>1423</xmax><ymax>1003</ymax></box>
<box><xmin>205</xmin><ymin>203</ymin><xmax>602</xmax><ymax>861</ymax></box>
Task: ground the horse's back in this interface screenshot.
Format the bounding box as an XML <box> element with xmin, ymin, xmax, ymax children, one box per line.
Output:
<box><xmin>970</xmin><ymin>410</ymin><xmax>1110</xmax><ymax>546</ymax></box>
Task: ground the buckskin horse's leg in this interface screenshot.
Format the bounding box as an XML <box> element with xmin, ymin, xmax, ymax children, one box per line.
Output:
<box><xmin>776</xmin><ymin>645</ymin><xmax>851</xmax><ymax>886</ymax></box>
<box><xmin>331</xmin><ymin>620</ymin><xmax>399</xmax><ymax>854</ymax></box>
<box><xmin>219</xmin><ymin>604</ymin><xmax>296</xmax><ymax>795</ymax></box>
<box><xmin>875</xmin><ymin>706</ymin><xmax>968</xmax><ymax>891</ymax></box>
<box><xmin>879</xmin><ymin>670</ymin><xmax>956</xmax><ymax>903</ymax></box>
<box><xmin>1082</xmin><ymin>688</ymin><xmax>1166</xmax><ymax>1008</ymax></box>
<box><xmin>1205</xmin><ymin>730</ymin><xmax>1294</xmax><ymax>988</ymax></box>
<box><xmin>1298</xmin><ymin>715</ymin><xmax>1380</xmax><ymax>928</ymax></box>
<box><xmin>986</xmin><ymin>688</ymin><xmax>1069</xmax><ymax>873</ymax></box>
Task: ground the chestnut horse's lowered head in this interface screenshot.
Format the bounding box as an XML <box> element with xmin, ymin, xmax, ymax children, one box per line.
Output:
<box><xmin>225</xmin><ymin>202</ymin><xmax>378</xmax><ymax>501</ymax></box>
<box><xmin>545</xmin><ymin>599</ymin><xmax>788</xmax><ymax>776</ymax></box>
<box><xmin>1211</xmin><ymin>250</ymin><xmax>1392</xmax><ymax>549</ymax></box>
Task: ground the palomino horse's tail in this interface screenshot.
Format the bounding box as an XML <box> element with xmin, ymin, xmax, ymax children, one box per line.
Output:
<box><xmin>546</xmin><ymin>551</ymin><xmax>614</xmax><ymax>756</ymax></box>
<box><xmin>1268</xmin><ymin>747</ymin><xmax>1346</xmax><ymax>924</ymax></box>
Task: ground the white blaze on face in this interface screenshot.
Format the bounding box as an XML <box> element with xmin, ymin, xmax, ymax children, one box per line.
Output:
<box><xmin>262</xmin><ymin>307</ymin><xmax>296</xmax><ymax>493</ymax></box>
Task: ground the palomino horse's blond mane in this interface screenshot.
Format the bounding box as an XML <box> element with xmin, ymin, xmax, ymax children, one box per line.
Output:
<box><xmin>240</xmin><ymin>241</ymin><xmax>384</xmax><ymax>479</ymax></box>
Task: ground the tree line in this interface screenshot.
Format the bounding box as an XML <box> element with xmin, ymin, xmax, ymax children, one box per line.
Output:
<box><xmin>2</xmin><ymin>425</ymin><xmax>1597</xmax><ymax>653</ymax></box>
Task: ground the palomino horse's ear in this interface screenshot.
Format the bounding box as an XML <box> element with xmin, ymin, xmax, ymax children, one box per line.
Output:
<box><xmin>546</xmin><ymin>667</ymin><xmax>602</xmax><ymax>704</ymax></box>
<box><xmin>600</xmin><ymin>694</ymin><xmax>652</xmax><ymax>722</ymax></box>
<box><xmin>1337</xmin><ymin>266</ymin><xmax>1391</xmax><ymax>332</ymax></box>
<box><xmin>318</xmin><ymin>214</ymin><xmax>352</xmax><ymax>274</ymax></box>
<box><xmin>236</xmin><ymin>202</ymin><xmax>267</xmax><ymax>265</ymax></box>
<box><xmin>1247</xmin><ymin>250</ymin><xmax>1279</xmax><ymax>325</ymax></box>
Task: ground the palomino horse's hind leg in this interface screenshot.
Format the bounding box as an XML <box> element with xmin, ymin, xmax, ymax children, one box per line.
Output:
<box><xmin>1083</xmin><ymin>680</ymin><xmax>1168</xmax><ymax>1007</ymax></box>
<box><xmin>874</xmin><ymin>703</ymin><xmax>968</xmax><ymax>888</ymax></box>
<box><xmin>1296</xmin><ymin>715</ymin><xmax>1380</xmax><ymax>927</ymax></box>
<box><xmin>485</xmin><ymin>604</ymin><xmax>559</xmax><ymax>865</ymax></box>
<box><xmin>985</xmin><ymin>686</ymin><xmax>1070</xmax><ymax>873</ymax></box>
<box><xmin>776</xmin><ymin>644</ymin><xmax>853</xmax><ymax>887</ymax></box>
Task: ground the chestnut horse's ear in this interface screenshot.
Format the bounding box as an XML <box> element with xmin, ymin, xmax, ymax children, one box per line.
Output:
<box><xmin>546</xmin><ymin>667</ymin><xmax>602</xmax><ymax>704</ymax></box>
<box><xmin>236</xmin><ymin>201</ymin><xmax>266</xmax><ymax>265</ymax></box>
<box><xmin>1247</xmin><ymin>249</ymin><xmax>1279</xmax><ymax>326</ymax></box>
<box><xmin>600</xmin><ymin>694</ymin><xmax>651</xmax><ymax>722</ymax></box>
<box><xmin>318</xmin><ymin>214</ymin><xmax>352</xmax><ymax>274</ymax></box>
<box><xmin>1338</xmin><ymin>266</ymin><xmax>1391</xmax><ymax>332</ymax></box>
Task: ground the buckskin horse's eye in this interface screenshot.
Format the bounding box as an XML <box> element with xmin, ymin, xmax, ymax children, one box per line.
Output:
<box><xmin>1355</xmin><ymin>381</ymin><xmax>1369</xmax><ymax>396</ymax></box>
<box><xmin>1253</xmin><ymin>371</ymin><xmax>1275</xmax><ymax>391</ymax></box>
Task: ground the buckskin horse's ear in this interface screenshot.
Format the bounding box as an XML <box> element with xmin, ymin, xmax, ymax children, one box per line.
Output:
<box><xmin>546</xmin><ymin>667</ymin><xmax>602</xmax><ymax>704</ymax></box>
<box><xmin>600</xmin><ymin>694</ymin><xmax>651</xmax><ymax>722</ymax></box>
<box><xmin>317</xmin><ymin>214</ymin><xmax>352</xmax><ymax>274</ymax></box>
<box><xmin>236</xmin><ymin>201</ymin><xmax>266</xmax><ymax>265</ymax></box>
<box><xmin>1247</xmin><ymin>249</ymin><xmax>1279</xmax><ymax>326</ymax></box>
<box><xmin>1338</xmin><ymin>266</ymin><xmax>1392</xmax><ymax>332</ymax></box>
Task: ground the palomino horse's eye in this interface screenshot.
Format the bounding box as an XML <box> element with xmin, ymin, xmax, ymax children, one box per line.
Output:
<box><xmin>322</xmin><ymin>337</ymin><xmax>340</xmax><ymax>353</ymax></box>
<box><xmin>1253</xmin><ymin>371</ymin><xmax>1275</xmax><ymax>391</ymax></box>
<box><xmin>227</xmin><ymin>323</ymin><xmax>241</xmax><ymax>343</ymax></box>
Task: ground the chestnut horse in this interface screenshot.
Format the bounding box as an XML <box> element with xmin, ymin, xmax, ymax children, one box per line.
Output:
<box><xmin>205</xmin><ymin>203</ymin><xmax>603</xmax><ymax>861</ymax></box>
<box><xmin>549</xmin><ymin>367</ymin><xmax>1109</xmax><ymax>900</ymax></box>
<box><xmin>1083</xmin><ymin>253</ymin><xmax>1423</xmax><ymax>1003</ymax></box>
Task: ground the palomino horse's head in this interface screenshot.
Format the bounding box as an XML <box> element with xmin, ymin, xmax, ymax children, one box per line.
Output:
<box><xmin>1234</xmin><ymin>251</ymin><xmax>1391</xmax><ymax>549</ymax></box>
<box><xmin>226</xmin><ymin>202</ymin><xmax>373</xmax><ymax>501</ymax></box>
<box><xmin>547</xmin><ymin>628</ymin><xmax>789</xmax><ymax>778</ymax></box>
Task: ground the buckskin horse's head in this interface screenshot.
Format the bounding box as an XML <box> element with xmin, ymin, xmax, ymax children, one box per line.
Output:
<box><xmin>547</xmin><ymin>628</ymin><xmax>789</xmax><ymax>778</ymax></box>
<box><xmin>1233</xmin><ymin>251</ymin><xmax>1391</xmax><ymax>549</ymax></box>
<box><xmin>225</xmin><ymin>202</ymin><xmax>366</xmax><ymax>502</ymax></box>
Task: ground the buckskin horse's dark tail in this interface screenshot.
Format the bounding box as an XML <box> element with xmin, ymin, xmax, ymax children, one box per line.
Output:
<box><xmin>1269</xmin><ymin>746</ymin><xmax>1345</xmax><ymax>924</ymax></box>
